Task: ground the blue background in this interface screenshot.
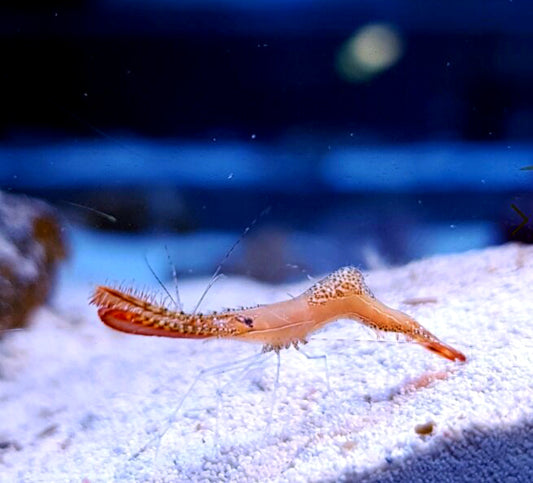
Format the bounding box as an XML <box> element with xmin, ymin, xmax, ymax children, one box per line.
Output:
<box><xmin>1</xmin><ymin>0</ymin><xmax>532</xmax><ymax>284</ymax></box>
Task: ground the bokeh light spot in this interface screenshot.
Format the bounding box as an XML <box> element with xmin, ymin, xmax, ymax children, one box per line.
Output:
<box><xmin>336</xmin><ymin>24</ymin><xmax>404</xmax><ymax>83</ymax></box>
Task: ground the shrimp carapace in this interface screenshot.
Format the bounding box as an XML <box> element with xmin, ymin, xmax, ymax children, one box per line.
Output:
<box><xmin>91</xmin><ymin>266</ymin><xmax>466</xmax><ymax>362</ymax></box>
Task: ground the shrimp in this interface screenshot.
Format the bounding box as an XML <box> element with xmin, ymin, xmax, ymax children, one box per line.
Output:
<box><xmin>90</xmin><ymin>266</ymin><xmax>466</xmax><ymax>362</ymax></box>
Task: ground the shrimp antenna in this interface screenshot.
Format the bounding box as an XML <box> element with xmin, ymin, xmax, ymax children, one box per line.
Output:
<box><xmin>193</xmin><ymin>206</ymin><xmax>271</xmax><ymax>314</ymax></box>
<box><xmin>0</xmin><ymin>328</ymin><xmax>24</xmax><ymax>334</ymax></box>
<box><xmin>164</xmin><ymin>245</ymin><xmax>182</xmax><ymax>312</ymax></box>
<box><xmin>61</xmin><ymin>200</ymin><xmax>117</xmax><ymax>223</ymax></box>
<box><xmin>310</xmin><ymin>337</ymin><xmax>417</xmax><ymax>345</ymax></box>
<box><xmin>264</xmin><ymin>351</ymin><xmax>281</xmax><ymax>438</ymax></box>
<box><xmin>66</xmin><ymin>110</ymin><xmax>145</xmax><ymax>161</ymax></box>
<box><xmin>143</xmin><ymin>254</ymin><xmax>179</xmax><ymax>310</ymax></box>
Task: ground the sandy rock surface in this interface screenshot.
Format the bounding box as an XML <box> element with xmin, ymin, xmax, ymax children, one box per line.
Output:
<box><xmin>1</xmin><ymin>243</ymin><xmax>532</xmax><ymax>482</ymax></box>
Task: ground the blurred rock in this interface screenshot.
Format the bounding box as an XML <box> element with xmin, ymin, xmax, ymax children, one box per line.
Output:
<box><xmin>0</xmin><ymin>191</ymin><xmax>67</xmax><ymax>332</ymax></box>
<box><xmin>225</xmin><ymin>227</ymin><xmax>309</xmax><ymax>283</ymax></box>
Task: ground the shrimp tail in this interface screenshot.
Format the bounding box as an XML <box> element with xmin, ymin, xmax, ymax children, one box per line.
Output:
<box><xmin>384</xmin><ymin>308</ymin><xmax>466</xmax><ymax>362</ymax></box>
<box><xmin>402</xmin><ymin>316</ymin><xmax>466</xmax><ymax>362</ymax></box>
<box><xmin>417</xmin><ymin>337</ymin><xmax>466</xmax><ymax>362</ymax></box>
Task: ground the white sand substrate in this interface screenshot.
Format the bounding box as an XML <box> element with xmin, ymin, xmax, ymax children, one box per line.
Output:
<box><xmin>1</xmin><ymin>243</ymin><xmax>532</xmax><ymax>482</ymax></box>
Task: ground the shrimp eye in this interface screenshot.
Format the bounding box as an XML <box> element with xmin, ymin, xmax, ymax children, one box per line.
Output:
<box><xmin>242</xmin><ymin>317</ymin><xmax>254</xmax><ymax>328</ymax></box>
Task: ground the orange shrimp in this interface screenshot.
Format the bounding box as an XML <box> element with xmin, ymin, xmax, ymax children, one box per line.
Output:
<box><xmin>90</xmin><ymin>266</ymin><xmax>466</xmax><ymax>362</ymax></box>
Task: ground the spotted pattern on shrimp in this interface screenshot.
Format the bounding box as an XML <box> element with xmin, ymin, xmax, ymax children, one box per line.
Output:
<box><xmin>306</xmin><ymin>266</ymin><xmax>375</xmax><ymax>305</ymax></box>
